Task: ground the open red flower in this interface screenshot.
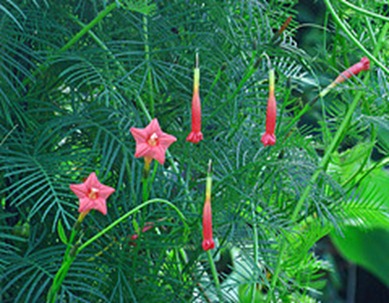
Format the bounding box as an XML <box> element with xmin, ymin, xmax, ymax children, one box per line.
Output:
<box><xmin>187</xmin><ymin>54</ymin><xmax>203</xmax><ymax>143</ymax></box>
<box><xmin>130</xmin><ymin>118</ymin><xmax>177</xmax><ymax>165</ymax></box>
<box><xmin>261</xmin><ymin>68</ymin><xmax>276</xmax><ymax>146</ymax></box>
<box><xmin>70</xmin><ymin>172</ymin><xmax>115</xmax><ymax>216</ymax></box>
<box><xmin>202</xmin><ymin>161</ymin><xmax>215</xmax><ymax>251</ymax></box>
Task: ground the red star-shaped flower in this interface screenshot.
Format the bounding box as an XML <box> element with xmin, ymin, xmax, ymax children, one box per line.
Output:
<box><xmin>130</xmin><ymin>118</ymin><xmax>177</xmax><ymax>165</ymax></box>
<box><xmin>70</xmin><ymin>172</ymin><xmax>115</xmax><ymax>215</ymax></box>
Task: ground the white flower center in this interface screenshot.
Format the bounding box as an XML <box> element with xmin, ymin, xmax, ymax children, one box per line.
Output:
<box><xmin>88</xmin><ymin>187</ymin><xmax>99</xmax><ymax>200</ymax></box>
<box><xmin>147</xmin><ymin>132</ymin><xmax>159</xmax><ymax>147</ymax></box>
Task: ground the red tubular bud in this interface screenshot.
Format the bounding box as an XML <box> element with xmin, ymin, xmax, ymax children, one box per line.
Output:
<box><xmin>261</xmin><ymin>69</ymin><xmax>277</xmax><ymax>146</ymax></box>
<box><xmin>334</xmin><ymin>57</ymin><xmax>370</xmax><ymax>84</ymax></box>
<box><xmin>187</xmin><ymin>55</ymin><xmax>203</xmax><ymax>144</ymax></box>
<box><xmin>202</xmin><ymin>160</ymin><xmax>215</xmax><ymax>251</ymax></box>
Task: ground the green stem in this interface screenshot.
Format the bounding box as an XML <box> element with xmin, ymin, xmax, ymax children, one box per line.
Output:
<box><xmin>373</xmin><ymin>22</ymin><xmax>389</xmax><ymax>58</ymax></box>
<box><xmin>143</xmin><ymin>13</ymin><xmax>155</xmax><ymax>117</ymax></box>
<box><xmin>77</xmin><ymin>199</ymin><xmax>188</xmax><ymax>253</ymax></box>
<box><xmin>47</xmin><ymin>257</ymin><xmax>75</xmax><ymax>303</ymax></box>
<box><xmin>145</xmin><ymin>161</ymin><xmax>159</xmax><ymax>200</ymax></box>
<box><xmin>339</xmin><ymin>0</ymin><xmax>389</xmax><ymax>22</ymax></box>
<box><xmin>142</xmin><ymin>164</ymin><xmax>150</xmax><ymax>202</ymax></box>
<box><xmin>136</xmin><ymin>96</ymin><xmax>153</xmax><ymax>121</ymax></box>
<box><xmin>64</xmin><ymin>220</ymin><xmax>80</xmax><ymax>258</ymax></box>
<box><xmin>268</xmin><ymin>89</ymin><xmax>365</xmax><ymax>301</ymax></box>
<box><xmin>47</xmin><ymin>218</ymin><xmax>83</xmax><ymax>302</ymax></box>
<box><xmin>206</xmin><ymin>250</ymin><xmax>222</xmax><ymax>302</ymax></box>
<box><xmin>69</xmin><ymin>14</ymin><xmax>128</xmax><ymax>76</ymax></box>
<box><xmin>142</xmin><ymin>177</ymin><xmax>149</xmax><ymax>201</ymax></box>
<box><xmin>204</xmin><ymin>53</ymin><xmax>259</xmax><ymax>124</ymax></box>
<box><xmin>61</xmin><ymin>3</ymin><xmax>117</xmax><ymax>53</ymax></box>
<box><xmin>350</xmin><ymin>156</ymin><xmax>389</xmax><ymax>190</ymax></box>
<box><xmin>203</xmin><ymin>66</ymin><xmax>224</xmax><ymax>105</ymax></box>
<box><xmin>23</xmin><ymin>2</ymin><xmax>117</xmax><ymax>86</ymax></box>
<box><xmin>361</xmin><ymin>2</ymin><xmax>377</xmax><ymax>46</ymax></box>
<box><xmin>250</xmin><ymin>201</ymin><xmax>259</xmax><ymax>303</ymax></box>
<box><xmin>323</xmin><ymin>0</ymin><xmax>389</xmax><ymax>75</ymax></box>
<box><xmin>48</xmin><ymin>199</ymin><xmax>187</xmax><ymax>302</ymax></box>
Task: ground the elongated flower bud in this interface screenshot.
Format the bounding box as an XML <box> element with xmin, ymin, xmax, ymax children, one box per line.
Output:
<box><xmin>187</xmin><ymin>55</ymin><xmax>203</xmax><ymax>143</ymax></box>
<box><xmin>261</xmin><ymin>69</ymin><xmax>276</xmax><ymax>146</ymax></box>
<box><xmin>130</xmin><ymin>222</ymin><xmax>154</xmax><ymax>241</ymax></box>
<box><xmin>334</xmin><ymin>57</ymin><xmax>370</xmax><ymax>84</ymax></box>
<box><xmin>202</xmin><ymin>160</ymin><xmax>214</xmax><ymax>251</ymax></box>
<box><xmin>320</xmin><ymin>57</ymin><xmax>370</xmax><ymax>98</ymax></box>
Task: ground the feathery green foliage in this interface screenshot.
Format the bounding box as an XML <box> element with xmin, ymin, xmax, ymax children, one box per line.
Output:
<box><xmin>1</xmin><ymin>0</ymin><xmax>388</xmax><ymax>302</ymax></box>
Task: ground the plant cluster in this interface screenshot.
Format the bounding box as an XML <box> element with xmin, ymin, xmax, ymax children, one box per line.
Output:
<box><xmin>1</xmin><ymin>1</ymin><xmax>388</xmax><ymax>302</ymax></box>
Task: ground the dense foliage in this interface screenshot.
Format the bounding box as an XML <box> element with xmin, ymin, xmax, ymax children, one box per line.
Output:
<box><xmin>1</xmin><ymin>1</ymin><xmax>388</xmax><ymax>302</ymax></box>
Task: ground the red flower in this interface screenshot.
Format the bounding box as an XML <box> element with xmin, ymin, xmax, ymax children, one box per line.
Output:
<box><xmin>70</xmin><ymin>172</ymin><xmax>115</xmax><ymax>216</ymax></box>
<box><xmin>261</xmin><ymin>69</ymin><xmax>276</xmax><ymax>146</ymax></box>
<box><xmin>320</xmin><ymin>57</ymin><xmax>370</xmax><ymax>98</ymax></box>
<box><xmin>202</xmin><ymin>161</ymin><xmax>215</xmax><ymax>251</ymax></box>
<box><xmin>334</xmin><ymin>57</ymin><xmax>370</xmax><ymax>84</ymax></box>
<box><xmin>187</xmin><ymin>55</ymin><xmax>203</xmax><ymax>143</ymax></box>
<box><xmin>130</xmin><ymin>118</ymin><xmax>177</xmax><ymax>165</ymax></box>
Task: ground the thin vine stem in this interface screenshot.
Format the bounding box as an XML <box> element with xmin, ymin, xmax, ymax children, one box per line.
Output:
<box><xmin>250</xmin><ymin>200</ymin><xmax>259</xmax><ymax>303</ymax></box>
<box><xmin>267</xmin><ymin>89</ymin><xmax>366</xmax><ymax>302</ymax></box>
<box><xmin>204</xmin><ymin>51</ymin><xmax>259</xmax><ymax>123</ymax></box>
<box><xmin>77</xmin><ymin>198</ymin><xmax>188</xmax><ymax>252</ymax></box>
<box><xmin>339</xmin><ymin>0</ymin><xmax>389</xmax><ymax>22</ymax></box>
<box><xmin>323</xmin><ymin>0</ymin><xmax>389</xmax><ymax>75</ymax></box>
<box><xmin>23</xmin><ymin>2</ymin><xmax>118</xmax><ymax>87</ymax></box>
<box><xmin>143</xmin><ymin>12</ymin><xmax>155</xmax><ymax>117</ymax></box>
<box><xmin>206</xmin><ymin>250</ymin><xmax>223</xmax><ymax>302</ymax></box>
<box><xmin>60</xmin><ymin>3</ymin><xmax>117</xmax><ymax>53</ymax></box>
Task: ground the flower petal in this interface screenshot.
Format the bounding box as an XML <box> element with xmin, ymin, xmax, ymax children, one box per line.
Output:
<box><xmin>98</xmin><ymin>184</ymin><xmax>115</xmax><ymax>199</ymax></box>
<box><xmin>84</xmin><ymin>172</ymin><xmax>99</xmax><ymax>189</ymax></box>
<box><xmin>152</xmin><ymin>145</ymin><xmax>166</xmax><ymax>164</ymax></box>
<box><xmin>93</xmin><ymin>197</ymin><xmax>108</xmax><ymax>215</ymax></box>
<box><xmin>130</xmin><ymin>127</ymin><xmax>148</xmax><ymax>143</ymax></box>
<box><xmin>70</xmin><ymin>183</ymin><xmax>87</xmax><ymax>199</ymax></box>
<box><xmin>186</xmin><ymin>131</ymin><xmax>203</xmax><ymax>144</ymax></box>
<box><xmin>159</xmin><ymin>133</ymin><xmax>177</xmax><ymax>149</ymax></box>
<box><xmin>78</xmin><ymin>197</ymin><xmax>93</xmax><ymax>214</ymax></box>
<box><xmin>261</xmin><ymin>132</ymin><xmax>276</xmax><ymax>146</ymax></box>
<box><xmin>146</xmin><ymin>118</ymin><xmax>162</xmax><ymax>135</ymax></box>
<box><xmin>135</xmin><ymin>142</ymin><xmax>151</xmax><ymax>158</ymax></box>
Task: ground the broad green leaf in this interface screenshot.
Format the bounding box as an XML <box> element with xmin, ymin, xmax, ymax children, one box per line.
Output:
<box><xmin>330</xmin><ymin>142</ymin><xmax>375</xmax><ymax>182</ymax></box>
<box><xmin>238</xmin><ymin>284</ymin><xmax>266</xmax><ymax>303</ymax></box>
<box><xmin>331</xmin><ymin>227</ymin><xmax>389</xmax><ymax>287</ymax></box>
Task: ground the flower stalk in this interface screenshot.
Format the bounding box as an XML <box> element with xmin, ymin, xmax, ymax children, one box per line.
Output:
<box><xmin>319</xmin><ymin>57</ymin><xmax>370</xmax><ymax>98</ymax></box>
<box><xmin>267</xmin><ymin>88</ymin><xmax>368</xmax><ymax>302</ymax></box>
<box><xmin>202</xmin><ymin>160</ymin><xmax>222</xmax><ymax>301</ymax></box>
<box><xmin>47</xmin><ymin>198</ymin><xmax>188</xmax><ymax>303</ymax></box>
<box><xmin>47</xmin><ymin>174</ymin><xmax>115</xmax><ymax>302</ymax></box>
